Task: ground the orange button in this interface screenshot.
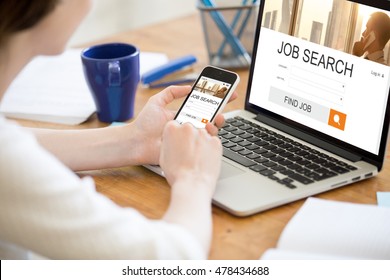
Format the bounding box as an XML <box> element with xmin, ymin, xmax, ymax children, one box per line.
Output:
<box><xmin>201</xmin><ymin>119</ymin><xmax>209</xmax><ymax>124</ymax></box>
<box><xmin>328</xmin><ymin>109</ymin><xmax>347</xmax><ymax>131</ymax></box>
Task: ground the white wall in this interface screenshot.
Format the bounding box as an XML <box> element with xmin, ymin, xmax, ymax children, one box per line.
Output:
<box><xmin>69</xmin><ymin>0</ymin><xmax>197</xmax><ymax>46</ymax></box>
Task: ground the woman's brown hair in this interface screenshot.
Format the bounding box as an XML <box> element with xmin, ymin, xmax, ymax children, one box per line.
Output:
<box><xmin>0</xmin><ymin>0</ymin><xmax>59</xmax><ymax>45</ymax></box>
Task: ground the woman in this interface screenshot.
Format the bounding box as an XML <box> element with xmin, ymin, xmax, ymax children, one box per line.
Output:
<box><xmin>0</xmin><ymin>0</ymin><xmax>232</xmax><ymax>259</ymax></box>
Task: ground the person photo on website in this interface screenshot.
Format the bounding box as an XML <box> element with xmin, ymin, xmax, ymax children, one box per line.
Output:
<box><xmin>352</xmin><ymin>11</ymin><xmax>390</xmax><ymax>65</ymax></box>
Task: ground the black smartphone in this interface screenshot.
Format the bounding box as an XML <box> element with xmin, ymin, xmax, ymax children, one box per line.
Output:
<box><xmin>174</xmin><ymin>66</ymin><xmax>240</xmax><ymax>128</ymax></box>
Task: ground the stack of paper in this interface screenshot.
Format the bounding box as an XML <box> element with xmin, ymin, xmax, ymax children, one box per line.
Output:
<box><xmin>262</xmin><ymin>197</ymin><xmax>390</xmax><ymax>259</ymax></box>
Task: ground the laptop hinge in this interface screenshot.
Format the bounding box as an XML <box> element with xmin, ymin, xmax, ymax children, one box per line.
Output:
<box><xmin>255</xmin><ymin>114</ymin><xmax>361</xmax><ymax>162</ymax></box>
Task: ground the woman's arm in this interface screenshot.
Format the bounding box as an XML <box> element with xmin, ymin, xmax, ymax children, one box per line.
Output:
<box><xmin>31</xmin><ymin>86</ymin><xmax>191</xmax><ymax>171</ymax></box>
<box><xmin>31</xmin><ymin>85</ymin><xmax>234</xmax><ymax>171</ymax></box>
<box><xmin>31</xmin><ymin>123</ymin><xmax>142</xmax><ymax>171</ymax></box>
<box><xmin>159</xmin><ymin>121</ymin><xmax>222</xmax><ymax>253</ymax></box>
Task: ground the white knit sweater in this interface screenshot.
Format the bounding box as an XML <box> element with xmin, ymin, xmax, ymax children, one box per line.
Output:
<box><xmin>0</xmin><ymin>116</ymin><xmax>204</xmax><ymax>259</ymax></box>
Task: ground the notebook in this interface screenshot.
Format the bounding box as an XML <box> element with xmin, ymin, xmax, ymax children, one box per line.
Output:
<box><xmin>147</xmin><ymin>0</ymin><xmax>390</xmax><ymax>216</ymax></box>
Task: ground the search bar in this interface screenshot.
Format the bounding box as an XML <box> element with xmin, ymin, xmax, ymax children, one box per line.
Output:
<box><xmin>289</xmin><ymin>66</ymin><xmax>345</xmax><ymax>106</ymax></box>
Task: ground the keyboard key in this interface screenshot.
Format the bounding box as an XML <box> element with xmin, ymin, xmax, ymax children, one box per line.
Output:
<box><xmin>245</xmin><ymin>127</ymin><xmax>257</xmax><ymax>133</ymax></box>
<box><xmin>241</xmin><ymin>133</ymin><xmax>254</xmax><ymax>139</ymax></box>
<box><xmin>231</xmin><ymin>146</ymin><xmax>244</xmax><ymax>152</ymax></box>
<box><xmin>272</xmin><ymin>165</ymin><xmax>287</xmax><ymax>172</ymax></box>
<box><xmin>263</xmin><ymin>144</ymin><xmax>277</xmax><ymax>151</ymax></box>
<box><xmin>262</xmin><ymin>152</ymin><xmax>276</xmax><ymax>159</ymax></box>
<box><xmin>231</xmin><ymin>137</ymin><xmax>244</xmax><ymax>143</ymax></box>
<box><xmin>329</xmin><ymin>165</ymin><xmax>349</xmax><ymax>174</ymax></box>
<box><xmin>262</xmin><ymin>136</ymin><xmax>276</xmax><ymax>141</ymax></box>
<box><xmin>232</xmin><ymin>129</ymin><xmax>245</xmax><ymax>136</ymax></box>
<box><xmin>222</xmin><ymin>133</ymin><xmax>237</xmax><ymax>140</ymax></box>
<box><xmin>287</xmin><ymin>147</ymin><xmax>300</xmax><ymax>153</ymax></box>
<box><xmin>272</xmin><ymin>139</ymin><xmax>284</xmax><ymax>145</ymax></box>
<box><xmin>218</xmin><ymin>130</ymin><xmax>228</xmax><ymax>136</ymax></box>
<box><xmin>231</xmin><ymin>121</ymin><xmax>245</xmax><ymax>127</ymax></box>
<box><xmin>285</xmin><ymin>184</ymin><xmax>297</xmax><ymax>189</ymax></box>
<box><xmin>280</xmin><ymin>143</ymin><xmax>293</xmax><ymax>149</ymax></box>
<box><xmin>225</xmin><ymin>118</ymin><xmax>236</xmax><ymax>123</ymax></box>
<box><xmin>296</xmin><ymin>150</ymin><xmax>309</xmax><ymax>156</ymax></box>
<box><xmin>272</xmin><ymin>148</ymin><xmax>285</xmax><ymax>154</ymax></box>
<box><xmin>223</xmin><ymin>148</ymin><xmax>257</xmax><ymax>167</ymax></box>
<box><xmin>312</xmin><ymin>158</ymin><xmax>326</xmax><ymax>165</ymax></box>
<box><xmin>279</xmin><ymin>151</ymin><xmax>294</xmax><ymax>158</ymax></box>
<box><xmin>345</xmin><ymin>165</ymin><xmax>358</xmax><ymax>171</ymax></box>
<box><xmin>281</xmin><ymin>178</ymin><xmax>294</xmax><ymax>184</ymax></box>
<box><xmin>296</xmin><ymin>159</ymin><xmax>311</xmax><ymax>166</ymax></box>
<box><xmin>315</xmin><ymin>167</ymin><xmax>331</xmax><ymax>175</ymax></box>
<box><xmin>247</xmin><ymin>154</ymin><xmax>261</xmax><ymax>160</ymax></box>
<box><xmin>313</xmin><ymin>171</ymin><xmax>337</xmax><ymax>181</ymax></box>
<box><xmin>223</xmin><ymin>142</ymin><xmax>236</xmax><ymax>148</ymax></box>
<box><xmin>247</xmin><ymin>136</ymin><xmax>260</xmax><ymax>142</ymax></box>
<box><xmin>239</xmin><ymin>124</ymin><xmax>253</xmax><ymax>131</ymax></box>
<box><xmin>272</xmin><ymin>156</ymin><xmax>285</xmax><ymax>162</ymax></box>
<box><xmin>322</xmin><ymin>161</ymin><xmax>336</xmax><ymax>168</ymax></box>
<box><xmin>255</xmin><ymin>157</ymin><xmax>269</xmax><ymax>164</ymax></box>
<box><xmin>263</xmin><ymin>161</ymin><xmax>277</xmax><ymax>168</ymax></box>
<box><xmin>250</xmin><ymin>164</ymin><xmax>268</xmax><ymax>172</ymax></box>
<box><xmin>289</xmin><ymin>173</ymin><xmax>314</xmax><ymax>185</ymax></box>
<box><xmin>254</xmin><ymin>140</ymin><xmax>268</xmax><ymax>146</ymax></box>
<box><xmin>246</xmin><ymin>144</ymin><xmax>260</xmax><ymax>151</ymax></box>
<box><xmin>237</xmin><ymin>140</ymin><xmax>252</xmax><ymax>147</ymax></box>
<box><xmin>279</xmin><ymin>159</ymin><xmax>293</xmax><ymax>166</ymax></box>
<box><xmin>224</xmin><ymin>126</ymin><xmax>238</xmax><ymax>132</ymax></box>
<box><xmin>239</xmin><ymin>150</ymin><xmax>252</xmax><ymax>156</ymax></box>
<box><xmin>220</xmin><ymin>138</ymin><xmax>229</xmax><ymax>145</ymax></box>
<box><xmin>306</xmin><ymin>163</ymin><xmax>321</xmax><ymax>170</ymax></box>
<box><xmin>260</xmin><ymin>169</ymin><xmax>276</xmax><ymax>176</ymax></box>
<box><xmin>280</xmin><ymin>169</ymin><xmax>295</xmax><ymax>176</ymax></box>
<box><xmin>253</xmin><ymin>148</ymin><xmax>268</xmax><ymax>154</ymax></box>
<box><xmin>289</xmin><ymin>155</ymin><xmax>303</xmax><ymax>162</ymax></box>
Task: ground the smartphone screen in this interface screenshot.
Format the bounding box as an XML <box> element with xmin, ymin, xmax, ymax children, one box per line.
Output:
<box><xmin>175</xmin><ymin>66</ymin><xmax>239</xmax><ymax>128</ymax></box>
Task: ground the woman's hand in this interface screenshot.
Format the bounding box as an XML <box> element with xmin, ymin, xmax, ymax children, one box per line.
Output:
<box><xmin>159</xmin><ymin>121</ymin><xmax>222</xmax><ymax>193</ymax></box>
<box><xmin>132</xmin><ymin>85</ymin><xmax>237</xmax><ymax>165</ymax></box>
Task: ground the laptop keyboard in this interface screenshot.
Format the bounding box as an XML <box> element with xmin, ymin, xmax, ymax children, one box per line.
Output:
<box><xmin>219</xmin><ymin>116</ymin><xmax>357</xmax><ymax>189</ymax></box>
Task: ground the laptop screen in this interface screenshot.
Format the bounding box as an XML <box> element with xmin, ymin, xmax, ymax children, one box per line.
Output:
<box><xmin>246</xmin><ymin>0</ymin><xmax>390</xmax><ymax>157</ymax></box>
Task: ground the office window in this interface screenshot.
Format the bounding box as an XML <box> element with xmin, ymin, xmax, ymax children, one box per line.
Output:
<box><xmin>262</xmin><ymin>0</ymin><xmax>293</xmax><ymax>33</ymax></box>
<box><xmin>310</xmin><ymin>21</ymin><xmax>323</xmax><ymax>44</ymax></box>
<box><xmin>293</xmin><ymin>0</ymin><xmax>347</xmax><ymax>47</ymax></box>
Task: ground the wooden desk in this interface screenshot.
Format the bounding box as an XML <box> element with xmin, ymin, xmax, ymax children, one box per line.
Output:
<box><xmin>16</xmin><ymin>15</ymin><xmax>390</xmax><ymax>259</ymax></box>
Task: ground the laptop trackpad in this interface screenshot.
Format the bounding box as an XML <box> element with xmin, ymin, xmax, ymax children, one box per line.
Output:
<box><xmin>219</xmin><ymin>161</ymin><xmax>245</xmax><ymax>179</ymax></box>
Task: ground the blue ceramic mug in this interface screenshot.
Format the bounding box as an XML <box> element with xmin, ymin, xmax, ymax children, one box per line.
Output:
<box><xmin>81</xmin><ymin>43</ymin><xmax>140</xmax><ymax>122</ymax></box>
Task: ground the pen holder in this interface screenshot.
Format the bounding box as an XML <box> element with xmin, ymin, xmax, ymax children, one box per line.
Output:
<box><xmin>197</xmin><ymin>0</ymin><xmax>259</xmax><ymax>69</ymax></box>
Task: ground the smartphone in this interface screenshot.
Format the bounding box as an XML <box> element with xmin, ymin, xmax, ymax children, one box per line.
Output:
<box><xmin>174</xmin><ymin>66</ymin><xmax>240</xmax><ymax>128</ymax></box>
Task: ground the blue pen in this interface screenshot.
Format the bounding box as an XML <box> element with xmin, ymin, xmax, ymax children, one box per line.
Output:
<box><xmin>201</xmin><ymin>0</ymin><xmax>251</xmax><ymax>66</ymax></box>
<box><xmin>141</xmin><ymin>55</ymin><xmax>197</xmax><ymax>85</ymax></box>
<box><xmin>147</xmin><ymin>74</ymin><xmax>197</xmax><ymax>89</ymax></box>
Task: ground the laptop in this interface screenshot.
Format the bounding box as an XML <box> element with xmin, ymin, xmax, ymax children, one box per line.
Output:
<box><xmin>147</xmin><ymin>0</ymin><xmax>390</xmax><ymax>216</ymax></box>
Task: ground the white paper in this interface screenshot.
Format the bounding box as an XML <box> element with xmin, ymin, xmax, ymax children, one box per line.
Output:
<box><xmin>140</xmin><ymin>52</ymin><xmax>168</xmax><ymax>75</ymax></box>
<box><xmin>0</xmin><ymin>49</ymin><xmax>168</xmax><ymax>125</ymax></box>
<box><xmin>261</xmin><ymin>197</ymin><xmax>390</xmax><ymax>259</ymax></box>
